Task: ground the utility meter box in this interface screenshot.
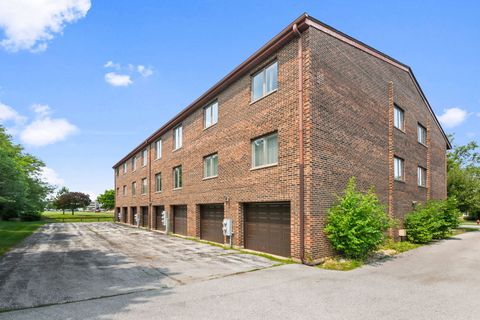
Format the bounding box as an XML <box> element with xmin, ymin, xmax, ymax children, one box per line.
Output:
<box><xmin>161</xmin><ymin>210</ymin><xmax>169</xmax><ymax>233</ymax></box>
<box><xmin>222</xmin><ymin>218</ymin><xmax>233</xmax><ymax>237</ymax></box>
<box><xmin>134</xmin><ymin>213</ymin><xmax>140</xmax><ymax>227</ymax></box>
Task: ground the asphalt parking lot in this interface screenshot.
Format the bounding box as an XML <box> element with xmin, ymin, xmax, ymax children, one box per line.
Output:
<box><xmin>0</xmin><ymin>223</ymin><xmax>275</xmax><ymax>311</ymax></box>
<box><xmin>1</xmin><ymin>223</ymin><xmax>479</xmax><ymax>320</ymax></box>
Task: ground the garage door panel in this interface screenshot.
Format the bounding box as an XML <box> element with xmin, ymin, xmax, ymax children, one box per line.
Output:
<box><xmin>200</xmin><ymin>204</ymin><xmax>224</xmax><ymax>244</ymax></box>
<box><xmin>173</xmin><ymin>205</ymin><xmax>187</xmax><ymax>236</ymax></box>
<box><xmin>245</xmin><ymin>202</ymin><xmax>290</xmax><ymax>257</ymax></box>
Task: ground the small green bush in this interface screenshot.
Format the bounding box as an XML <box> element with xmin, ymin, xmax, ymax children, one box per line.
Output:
<box><xmin>405</xmin><ymin>198</ymin><xmax>461</xmax><ymax>243</ymax></box>
<box><xmin>324</xmin><ymin>177</ymin><xmax>392</xmax><ymax>259</ymax></box>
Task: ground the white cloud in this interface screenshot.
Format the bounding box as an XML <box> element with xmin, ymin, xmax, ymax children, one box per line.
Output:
<box><xmin>103</xmin><ymin>61</ymin><xmax>153</xmax><ymax>86</ymax></box>
<box><xmin>104</xmin><ymin>60</ymin><xmax>120</xmax><ymax>69</ymax></box>
<box><xmin>137</xmin><ymin>65</ymin><xmax>153</xmax><ymax>77</ymax></box>
<box><xmin>31</xmin><ymin>103</ymin><xmax>51</xmax><ymax>117</ymax></box>
<box><xmin>40</xmin><ymin>166</ymin><xmax>64</xmax><ymax>185</ymax></box>
<box><xmin>0</xmin><ymin>0</ymin><xmax>91</xmax><ymax>52</ymax></box>
<box><xmin>438</xmin><ymin>107</ymin><xmax>468</xmax><ymax>129</ymax></box>
<box><xmin>0</xmin><ymin>102</ymin><xmax>26</xmax><ymax>123</ymax></box>
<box><xmin>20</xmin><ymin>117</ymin><xmax>77</xmax><ymax>146</ymax></box>
<box><xmin>105</xmin><ymin>72</ymin><xmax>133</xmax><ymax>87</ymax></box>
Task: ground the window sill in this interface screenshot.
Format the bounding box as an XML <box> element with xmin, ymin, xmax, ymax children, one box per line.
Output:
<box><xmin>394</xmin><ymin>127</ymin><xmax>406</xmax><ymax>134</ymax></box>
<box><xmin>394</xmin><ymin>179</ymin><xmax>406</xmax><ymax>184</ymax></box>
<box><xmin>173</xmin><ymin>187</ymin><xmax>182</xmax><ymax>191</ymax></box>
<box><xmin>173</xmin><ymin>147</ymin><xmax>182</xmax><ymax>153</ymax></box>
<box><xmin>203</xmin><ymin>175</ymin><xmax>218</xmax><ymax>181</ymax></box>
<box><xmin>250</xmin><ymin>89</ymin><xmax>278</xmax><ymax>105</ymax></box>
<box><xmin>251</xmin><ymin>163</ymin><xmax>278</xmax><ymax>171</ymax></box>
<box><xmin>203</xmin><ymin>122</ymin><xmax>218</xmax><ymax>131</ymax></box>
<box><xmin>154</xmin><ymin>157</ymin><xmax>162</xmax><ymax>162</ymax></box>
<box><xmin>418</xmin><ymin>185</ymin><xmax>427</xmax><ymax>189</ymax></box>
<box><xmin>154</xmin><ymin>191</ymin><xmax>162</xmax><ymax>194</ymax></box>
<box><xmin>418</xmin><ymin>142</ymin><xmax>428</xmax><ymax>148</ymax></box>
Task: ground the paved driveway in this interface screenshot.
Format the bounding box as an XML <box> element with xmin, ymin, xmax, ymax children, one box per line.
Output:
<box><xmin>0</xmin><ymin>223</ymin><xmax>275</xmax><ymax>311</ymax></box>
<box><xmin>1</xmin><ymin>224</ymin><xmax>479</xmax><ymax>320</ymax></box>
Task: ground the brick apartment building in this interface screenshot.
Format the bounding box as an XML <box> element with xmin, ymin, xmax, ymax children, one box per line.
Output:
<box><xmin>113</xmin><ymin>13</ymin><xmax>451</xmax><ymax>262</ymax></box>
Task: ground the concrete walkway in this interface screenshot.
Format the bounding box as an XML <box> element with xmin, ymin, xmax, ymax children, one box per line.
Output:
<box><xmin>1</xmin><ymin>224</ymin><xmax>479</xmax><ymax>319</ymax></box>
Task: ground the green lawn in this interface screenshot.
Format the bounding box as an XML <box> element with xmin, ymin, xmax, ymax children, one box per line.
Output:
<box><xmin>0</xmin><ymin>221</ymin><xmax>46</xmax><ymax>256</ymax></box>
<box><xmin>41</xmin><ymin>211</ymin><xmax>114</xmax><ymax>222</ymax></box>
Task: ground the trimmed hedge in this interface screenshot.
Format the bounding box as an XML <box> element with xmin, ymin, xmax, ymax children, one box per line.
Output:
<box><xmin>324</xmin><ymin>178</ymin><xmax>392</xmax><ymax>259</ymax></box>
<box><xmin>405</xmin><ymin>198</ymin><xmax>461</xmax><ymax>244</ymax></box>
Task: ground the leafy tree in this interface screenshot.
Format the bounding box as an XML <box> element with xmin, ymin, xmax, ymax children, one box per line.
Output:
<box><xmin>57</xmin><ymin>192</ymin><xmax>91</xmax><ymax>215</ymax></box>
<box><xmin>0</xmin><ymin>126</ymin><xmax>52</xmax><ymax>220</ymax></box>
<box><xmin>447</xmin><ymin>138</ymin><xmax>480</xmax><ymax>219</ymax></box>
<box><xmin>324</xmin><ymin>177</ymin><xmax>392</xmax><ymax>259</ymax></box>
<box><xmin>97</xmin><ymin>189</ymin><xmax>115</xmax><ymax>211</ymax></box>
<box><xmin>52</xmin><ymin>186</ymin><xmax>70</xmax><ymax>214</ymax></box>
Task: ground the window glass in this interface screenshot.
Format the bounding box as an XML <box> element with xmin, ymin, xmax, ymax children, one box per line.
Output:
<box><xmin>252</xmin><ymin>133</ymin><xmax>278</xmax><ymax>168</ymax></box>
<box><xmin>394</xmin><ymin>105</ymin><xmax>404</xmax><ymax>130</ymax></box>
<box><xmin>204</xmin><ymin>154</ymin><xmax>218</xmax><ymax>178</ymax></box>
<box><xmin>142</xmin><ymin>149</ymin><xmax>148</xmax><ymax>166</ymax></box>
<box><xmin>174</xmin><ymin>125</ymin><xmax>183</xmax><ymax>149</ymax></box>
<box><xmin>132</xmin><ymin>182</ymin><xmax>136</xmax><ymax>195</ymax></box>
<box><xmin>394</xmin><ymin>157</ymin><xmax>404</xmax><ymax>181</ymax></box>
<box><xmin>155</xmin><ymin>173</ymin><xmax>162</xmax><ymax>192</ymax></box>
<box><xmin>418</xmin><ymin>167</ymin><xmax>426</xmax><ymax>187</ymax></box>
<box><xmin>173</xmin><ymin>166</ymin><xmax>182</xmax><ymax>188</ymax></box>
<box><xmin>132</xmin><ymin>156</ymin><xmax>136</xmax><ymax>171</ymax></box>
<box><xmin>141</xmin><ymin>178</ymin><xmax>147</xmax><ymax>194</ymax></box>
<box><xmin>252</xmin><ymin>71</ymin><xmax>264</xmax><ymax>101</ymax></box>
<box><xmin>418</xmin><ymin>124</ymin><xmax>427</xmax><ymax>144</ymax></box>
<box><xmin>155</xmin><ymin>140</ymin><xmax>162</xmax><ymax>159</ymax></box>
<box><xmin>265</xmin><ymin>62</ymin><xmax>278</xmax><ymax>93</ymax></box>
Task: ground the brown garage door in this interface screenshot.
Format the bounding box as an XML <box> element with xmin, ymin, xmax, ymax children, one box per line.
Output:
<box><xmin>173</xmin><ymin>205</ymin><xmax>187</xmax><ymax>236</ymax></box>
<box><xmin>200</xmin><ymin>204</ymin><xmax>224</xmax><ymax>244</ymax></box>
<box><xmin>141</xmin><ymin>206</ymin><xmax>149</xmax><ymax>228</ymax></box>
<box><xmin>244</xmin><ymin>202</ymin><xmax>291</xmax><ymax>257</ymax></box>
<box><xmin>129</xmin><ymin>207</ymin><xmax>136</xmax><ymax>225</ymax></box>
<box><xmin>122</xmin><ymin>207</ymin><xmax>127</xmax><ymax>223</ymax></box>
<box><xmin>154</xmin><ymin>205</ymin><xmax>165</xmax><ymax>231</ymax></box>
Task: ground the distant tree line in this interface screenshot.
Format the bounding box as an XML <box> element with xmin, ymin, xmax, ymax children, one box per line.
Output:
<box><xmin>0</xmin><ymin>126</ymin><xmax>52</xmax><ymax>220</ymax></box>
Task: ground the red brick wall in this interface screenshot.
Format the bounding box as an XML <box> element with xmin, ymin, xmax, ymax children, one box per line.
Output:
<box><xmin>114</xmin><ymin>23</ymin><xmax>448</xmax><ymax>260</ymax></box>
<box><xmin>306</xmin><ymin>26</ymin><xmax>447</xmax><ymax>258</ymax></box>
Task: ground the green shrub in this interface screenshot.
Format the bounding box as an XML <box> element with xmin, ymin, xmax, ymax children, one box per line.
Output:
<box><xmin>19</xmin><ymin>211</ymin><xmax>42</xmax><ymax>221</ymax></box>
<box><xmin>324</xmin><ymin>177</ymin><xmax>391</xmax><ymax>259</ymax></box>
<box><xmin>405</xmin><ymin>198</ymin><xmax>461</xmax><ymax>243</ymax></box>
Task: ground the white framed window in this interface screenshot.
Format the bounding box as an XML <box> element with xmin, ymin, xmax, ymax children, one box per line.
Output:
<box><xmin>131</xmin><ymin>156</ymin><xmax>137</xmax><ymax>171</ymax></box>
<box><xmin>155</xmin><ymin>173</ymin><xmax>162</xmax><ymax>192</ymax></box>
<box><xmin>141</xmin><ymin>178</ymin><xmax>147</xmax><ymax>194</ymax></box>
<box><xmin>155</xmin><ymin>139</ymin><xmax>162</xmax><ymax>159</ymax></box>
<box><xmin>252</xmin><ymin>61</ymin><xmax>278</xmax><ymax>101</ymax></box>
<box><xmin>131</xmin><ymin>182</ymin><xmax>136</xmax><ymax>196</ymax></box>
<box><xmin>142</xmin><ymin>149</ymin><xmax>148</xmax><ymax>166</ymax></box>
<box><xmin>123</xmin><ymin>162</ymin><xmax>127</xmax><ymax>174</ymax></box>
<box><xmin>122</xmin><ymin>185</ymin><xmax>127</xmax><ymax>196</ymax></box>
<box><xmin>252</xmin><ymin>133</ymin><xmax>278</xmax><ymax>168</ymax></box>
<box><xmin>204</xmin><ymin>153</ymin><xmax>218</xmax><ymax>178</ymax></box>
<box><xmin>417</xmin><ymin>124</ymin><xmax>427</xmax><ymax>145</ymax></box>
<box><xmin>173</xmin><ymin>166</ymin><xmax>182</xmax><ymax>189</ymax></box>
<box><xmin>173</xmin><ymin>125</ymin><xmax>183</xmax><ymax>150</ymax></box>
<box><xmin>394</xmin><ymin>156</ymin><xmax>405</xmax><ymax>181</ymax></box>
<box><xmin>418</xmin><ymin>166</ymin><xmax>427</xmax><ymax>187</ymax></box>
<box><xmin>394</xmin><ymin>105</ymin><xmax>405</xmax><ymax>131</ymax></box>
<box><xmin>204</xmin><ymin>101</ymin><xmax>218</xmax><ymax>129</ymax></box>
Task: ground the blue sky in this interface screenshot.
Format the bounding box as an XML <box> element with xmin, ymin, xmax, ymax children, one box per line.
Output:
<box><xmin>0</xmin><ymin>0</ymin><xmax>479</xmax><ymax>199</ymax></box>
